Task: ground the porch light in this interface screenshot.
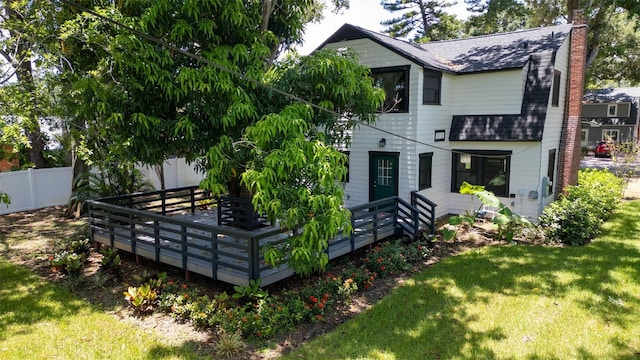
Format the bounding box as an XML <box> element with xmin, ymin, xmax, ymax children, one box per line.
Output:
<box><xmin>379</xmin><ymin>138</ymin><xmax>386</xmax><ymax>148</ymax></box>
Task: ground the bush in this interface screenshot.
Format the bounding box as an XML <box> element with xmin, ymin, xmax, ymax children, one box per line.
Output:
<box><xmin>130</xmin><ymin>237</ymin><xmax>431</xmax><ymax>341</ymax></box>
<box><xmin>540</xmin><ymin>169</ymin><xmax>623</xmax><ymax>245</ymax></box>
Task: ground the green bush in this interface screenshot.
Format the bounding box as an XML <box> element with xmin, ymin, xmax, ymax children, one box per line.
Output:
<box><xmin>540</xmin><ymin>169</ymin><xmax>623</xmax><ymax>245</ymax></box>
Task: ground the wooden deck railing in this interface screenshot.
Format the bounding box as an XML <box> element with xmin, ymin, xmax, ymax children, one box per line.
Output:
<box><xmin>411</xmin><ymin>190</ymin><xmax>437</xmax><ymax>234</ymax></box>
<box><xmin>87</xmin><ymin>187</ymin><xmax>427</xmax><ymax>287</ymax></box>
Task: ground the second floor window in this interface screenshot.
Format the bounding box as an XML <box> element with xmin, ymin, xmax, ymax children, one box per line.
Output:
<box><xmin>372</xmin><ymin>66</ymin><xmax>409</xmax><ymax>113</ymax></box>
<box><xmin>423</xmin><ymin>69</ymin><xmax>441</xmax><ymax>105</ymax></box>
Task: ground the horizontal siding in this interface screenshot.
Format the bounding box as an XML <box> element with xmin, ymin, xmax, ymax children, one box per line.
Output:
<box><xmin>325</xmin><ymin>36</ymin><xmax>567</xmax><ymax>220</ymax></box>
<box><xmin>448</xmin><ymin>69</ymin><xmax>525</xmax><ymax>115</ymax></box>
<box><xmin>327</xmin><ymin>39</ymin><xmax>419</xmax><ymax>206</ymax></box>
<box><xmin>447</xmin><ymin>142</ymin><xmax>543</xmax><ymax>221</ymax></box>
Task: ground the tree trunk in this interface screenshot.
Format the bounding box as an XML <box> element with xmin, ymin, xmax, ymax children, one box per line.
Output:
<box><xmin>5</xmin><ymin>0</ymin><xmax>47</xmax><ymax>168</ymax></box>
<box><xmin>154</xmin><ymin>163</ymin><xmax>165</xmax><ymax>190</ymax></box>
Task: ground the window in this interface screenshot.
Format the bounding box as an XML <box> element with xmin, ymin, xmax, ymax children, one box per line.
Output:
<box><xmin>547</xmin><ymin>149</ymin><xmax>556</xmax><ymax>196</ymax></box>
<box><xmin>602</xmin><ymin>129</ymin><xmax>619</xmax><ymax>141</ymax></box>
<box><xmin>552</xmin><ymin>70</ymin><xmax>561</xmax><ymax>107</ymax></box>
<box><xmin>418</xmin><ymin>152</ymin><xmax>433</xmax><ymax>190</ymax></box>
<box><xmin>423</xmin><ymin>69</ymin><xmax>441</xmax><ymax>105</ymax></box>
<box><xmin>607</xmin><ymin>104</ymin><xmax>618</xmax><ymax>117</ymax></box>
<box><xmin>372</xmin><ymin>66</ymin><xmax>409</xmax><ymax>113</ymax></box>
<box><xmin>452</xmin><ymin>150</ymin><xmax>511</xmax><ymax>197</ymax></box>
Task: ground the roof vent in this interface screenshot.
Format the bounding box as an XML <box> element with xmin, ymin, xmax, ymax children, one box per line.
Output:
<box><xmin>521</xmin><ymin>41</ymin><xmax>529</xmax><ymax>49</ymax></box>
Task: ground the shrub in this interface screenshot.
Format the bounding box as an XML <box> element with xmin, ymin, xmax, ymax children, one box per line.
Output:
<box><xmin>98</xmin><ymin>247</ymin><xmax>121</xmax><ymax>282</ymax></box>
<box><xmin>540</xmin><ymin>169</ymin><xmax>623</xmax><ymax>245</ymax></box>
<box><xmin>49</xmin><ymin>251</ymin><xmax>85</xmax><ymax>277</ymax></box>
<box><xmin>123</xmin><ymin>284</ymin><xmax>158</xmax><ymax>315</ymax></box>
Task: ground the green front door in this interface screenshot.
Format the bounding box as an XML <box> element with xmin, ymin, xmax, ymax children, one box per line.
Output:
<box><xmin>369</xmin><ymin>152</ymin><xmax>399</xmax><ymax>201</ymax></box>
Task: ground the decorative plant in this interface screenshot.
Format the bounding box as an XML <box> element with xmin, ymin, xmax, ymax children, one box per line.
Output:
<box><xmin>70</xmin><ymin>238</ymin><xmax>91</xmax><ymax>258</ymax></box>
<box><xmin>50</xmin><ymin>251</ymin><xmax>85</xmax><ymax>277</ymax></box>
<box><xmin>444</xmin><ymin>181</ymin><xmax>531</xmax><ymax>241</ymax></box>
<box><xmin>123</xmin><ymin>284</ymin><xmax>158</xmax><ymax>315</ymax></box>
<box><xmin>232</xmin><ymin>278</ymin><xmax>268</xmax><ymax>305</ymax></box>
<box><xmin>98</xmin><ymin>247</ymin><xmax>121</xmax><ymax>281</ymax></box>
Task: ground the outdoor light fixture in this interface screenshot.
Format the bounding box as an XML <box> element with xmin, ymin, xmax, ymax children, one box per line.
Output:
<box><xmin>434</xmin><ymin>129</ymin><xmax>446</xmax><ymax>142</ymax></box>
<box><xmin>379</xmin><ymin>138</ymin><xmax>386</xmax><ymax>148</ymax></box>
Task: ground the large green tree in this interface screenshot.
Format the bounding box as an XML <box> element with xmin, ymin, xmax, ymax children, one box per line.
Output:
<box><xmin>63</xmin><ymin>0</ymin><xmax>383</xmax><ymax>273</ymax></box>
<box><xmin>0</xmin><ymin>0</ymin><xmax>55</xmax><ymax>168</ymax></box>
<box><xmin>380</xmin><ymin>0</ymin><xmax>463</xmax><ymax>42</ymax></box>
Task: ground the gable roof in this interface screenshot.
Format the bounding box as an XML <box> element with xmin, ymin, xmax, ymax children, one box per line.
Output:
<box><xmin>584</xmin><ymin>87</ymin><xmax>640</xmax><ymax>103</ymax></box>
<box><xmin>320</xmin><ymin>23</ymin><xmax>572</xmax><ymax>74</ymax></box>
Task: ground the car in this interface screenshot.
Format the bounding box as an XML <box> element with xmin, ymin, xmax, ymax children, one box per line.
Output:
<box><xmin>594</xmin><ymin>140</ymin><xmax>614</xmax><ymax>158</ymax></box>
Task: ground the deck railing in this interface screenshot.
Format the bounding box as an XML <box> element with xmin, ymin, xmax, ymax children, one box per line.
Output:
<box><xmin>88</xmin><ymin>188</ymin><xmax>426</xmax><ymax>286</ymax></box>
<box><xmin>411</xmin><ymin>190</ymin><xmax>437</xmax><ymax>234</ymax></box>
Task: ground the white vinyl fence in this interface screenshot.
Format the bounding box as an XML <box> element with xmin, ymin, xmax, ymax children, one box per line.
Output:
<box><xmin>0</xmin><ymin>158</ymin><xmax>204</xmax><ymax>215</ymax></box>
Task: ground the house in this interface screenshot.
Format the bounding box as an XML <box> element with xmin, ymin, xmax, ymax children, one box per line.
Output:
<box><xmin>318</xmin><ymin>16</ymin><xmax>588</xmax><ymax>221</ymax></box>
<box><xmin>581</xmin><ymin>87</ymin><xmax>640</xmax><ymax>151</ymax></box>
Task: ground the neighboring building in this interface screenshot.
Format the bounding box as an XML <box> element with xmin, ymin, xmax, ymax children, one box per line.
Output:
<box><xmin>318</xmin><ymin>18</ymin><xmax>587</xmax><ymax>221</ymax></box>
<box><xmin>582</xmin><ymin>87</ymin><xmax>640</xmax><ymax>150</ymax></box>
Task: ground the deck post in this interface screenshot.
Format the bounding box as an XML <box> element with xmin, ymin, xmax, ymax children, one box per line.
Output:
<box><xmin>190</xmin><ymin>188</ymin><xmax>196</xmax><ymax>214</ymax></box>
<box><xmin>248</xmin><ymin>235</ymin><xmax>260</xmax><ymax>281</ymax></box>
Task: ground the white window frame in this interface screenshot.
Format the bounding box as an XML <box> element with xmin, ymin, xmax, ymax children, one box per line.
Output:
<box><xmin>607</xmin><ymin>104</ymin><xmax>618</xmax><ymax>117</ymax></box>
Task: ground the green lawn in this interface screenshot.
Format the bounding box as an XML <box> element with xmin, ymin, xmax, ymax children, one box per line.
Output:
<box><xmin>285</xmin><ymin>201</ymin><xmax>640</xmax><ymax>359</ymax></box>
<box><xmin>0</xmin><ymin>260</ymin><xmax>205</xmax><ymax>359</ymax></box>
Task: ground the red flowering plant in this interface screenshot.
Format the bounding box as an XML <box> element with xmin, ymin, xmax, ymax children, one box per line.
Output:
<box><xmin>298</xmin><ymin>287</ymin><xmax>333</xmax><ymax>322</ymax></box>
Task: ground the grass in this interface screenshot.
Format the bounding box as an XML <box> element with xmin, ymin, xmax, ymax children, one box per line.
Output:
<box><xmin>0</xmin><ymin>260</ymin><xmax>207</xmax><ymax>359</ymax></box>
<box><xmin>285</xmin><ymin>201</ymin><xmax>640</xmax><ymax>359</ymax></box>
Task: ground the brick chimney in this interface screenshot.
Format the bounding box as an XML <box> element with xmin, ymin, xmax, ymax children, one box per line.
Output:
<box><xmin>556</xmin><ymin>10</ymin><xmax>587</xmax><ymax>196</ymax></box>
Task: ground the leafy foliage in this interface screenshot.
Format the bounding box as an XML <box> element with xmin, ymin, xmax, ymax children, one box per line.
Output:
<box><xmin>380</xmin><ymin>0</ymin><xmax>463</xmax><ymax>42</ymax></box>
<box><xmin>445</xmin><ymin>181</ymin><xmax>531</xmax><ymax>241</ymax></box>
<box><xmin>202</xmin><ymin>49</ymin><xmax>383</xmax><ymax>275</ymax></box>
<box><xmin>0</xmin><ymin>192</ymin><xmax>10</xmax><ymax>207</ymax></box>
<box><xmin>539</xmin><ymin>169</ymin><xmax>623</xmax><ymax>245</ymax></box>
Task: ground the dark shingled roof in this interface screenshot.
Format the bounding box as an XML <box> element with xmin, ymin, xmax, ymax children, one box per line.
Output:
<box><xmin>320</xmin><ymin>23</ymin><xmax>572</xmax><ymax>74</ymax></box>
<box><xmin>320</xmin><ymin>23</ymin><xmax>574</xmax><ymax>141</ymax></box>
<box><xmin>583</xmin><ymin>88</ymin><xmax>640</xmax><ymax>126</ymax></box>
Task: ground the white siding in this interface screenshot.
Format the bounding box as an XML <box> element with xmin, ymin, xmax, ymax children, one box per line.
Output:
<box><xmin>325</xmin><ymin>34</ymin><xmax>571</xmax><ymax>221</ymax></box>
<box><xmin>325</xmin><ymin>39</ymin><xmax>419</xmax><ymax>207</ymax></box>
<box><xmin>448</xmin><ymin>69</ymin><xmax>526</xmax><ymax>115</ymax></box>
<box><xmin>447</xmin><ymin>142</ymin><xmax>543</xmax><ymax>221</ymax></box>
<box><xmin>539</xmin><ymin>35</ymin><xmax>571</xmax><ymax>213</ymax></box>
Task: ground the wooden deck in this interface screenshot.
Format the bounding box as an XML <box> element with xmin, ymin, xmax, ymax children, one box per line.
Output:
<box><xmin>88</xmin><ymin>186</ymin><xmax>436</xmax><ymax>287</ymax></box>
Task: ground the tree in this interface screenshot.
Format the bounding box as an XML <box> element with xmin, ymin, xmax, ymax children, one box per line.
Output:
<box><xmin>0</xmin><ymin>0</ymin><xmax>53</xmax><ymax>168</ymax></box>
<box><xmin>380</xmin><ymin>0</ymin><xmax>463</xmax><ymax>42</ymax></box>
<box><xmin>464</xmin><ymin>0</ymin><xmax>528</xmax><ymax>36</ymax></box>
<box><xmin>202</xmin><ymin>49</ymin><xmax>384</xmax><ymax>274</ymax></box>
<box><xmin>63</xmin><ymin>1</ymin><xmax>381</xmax><ymax>273</ymax></box>
<box><xmin>585</xmin><ymin>11</ymin><xmax>640</xmax><ymax>87</ymax></box>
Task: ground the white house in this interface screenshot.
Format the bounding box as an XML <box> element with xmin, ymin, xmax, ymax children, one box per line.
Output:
<box><xmin>318</xmin><ymin>19</ymin><xmax>588</xmax><ymax>221</ymax></box>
